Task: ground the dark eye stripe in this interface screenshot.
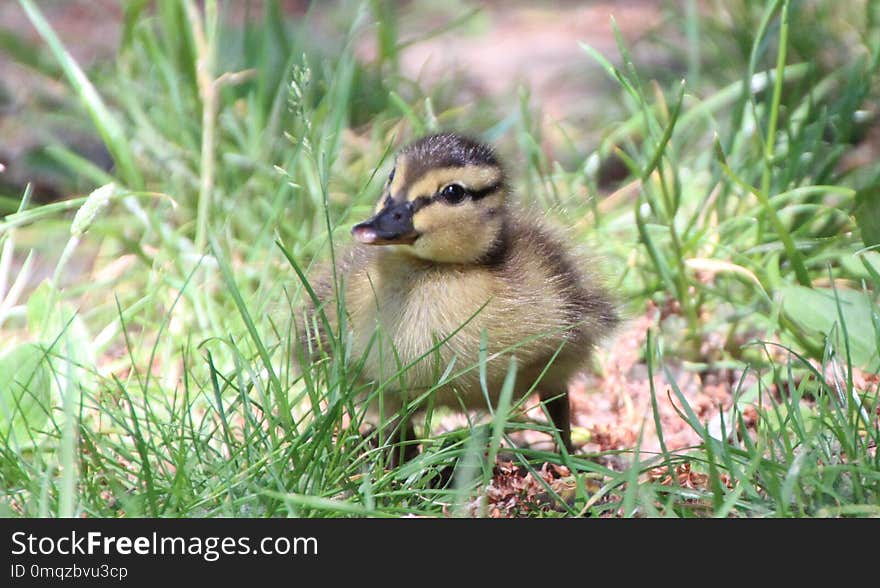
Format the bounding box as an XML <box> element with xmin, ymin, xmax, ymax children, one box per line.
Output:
<box><xmin>411</xmin><ymin>195</ymin><xmax>433</xmax><ymax>213</ymax></box>
<box><xmin>408</xmin><ymin>181</ymin><xmax>502</xmax><ymax>212</ymax></box>
<box><xmin>468</xmin><ymin>181</ymin><xmax>502</xmax><ymax>201</ymax></box>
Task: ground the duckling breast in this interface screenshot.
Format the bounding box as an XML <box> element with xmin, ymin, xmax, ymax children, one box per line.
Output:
<box><xmin>343</xmin><ymin>250</ymin><xmax>501</xmax><ymax>395</ymax></box>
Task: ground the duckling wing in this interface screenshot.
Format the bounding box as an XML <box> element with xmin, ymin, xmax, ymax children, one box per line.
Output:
<box><xmin>492</xmin><ymin>214</ymin><xmax>618</xmax><ymax>348</ymax></box>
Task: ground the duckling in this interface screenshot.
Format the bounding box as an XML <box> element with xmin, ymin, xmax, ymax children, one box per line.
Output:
<box><xmin>302</xmin><ymin>132</ymin><xmax>617</xmax><ymax>457</ymax></box>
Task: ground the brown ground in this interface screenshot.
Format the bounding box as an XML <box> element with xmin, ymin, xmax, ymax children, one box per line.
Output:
<box><xmin>357</xmin><ymin>1</ymin><xmax>664</xmax><ymax>119</ymax></box>
<box><xmin>0</xmin><ymin>0</ymin><xmax>666</xmax><ymax>191</ymax></box>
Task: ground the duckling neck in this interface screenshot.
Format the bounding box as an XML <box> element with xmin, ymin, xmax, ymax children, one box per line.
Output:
<box><xmin>385</xmin><ymin>216</ymin><xmax>511</xmax><ymax>269</ymax></box>
<box><xmin>475</xmin><ymin>216</ymin><xmax>511</xmax><ymax>267</ymax></box>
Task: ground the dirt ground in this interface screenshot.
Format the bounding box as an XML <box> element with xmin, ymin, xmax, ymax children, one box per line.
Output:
<box><xmin>0</xmin><ymin>0</ymin><xmax>666</xmax><ymax>180</ymax></box>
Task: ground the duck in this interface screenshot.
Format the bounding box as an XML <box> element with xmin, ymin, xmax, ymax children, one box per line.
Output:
<box><xmin>300</xmin><ymin>132</ymin><xmax>618</xmax><ymax>460</ymax></box>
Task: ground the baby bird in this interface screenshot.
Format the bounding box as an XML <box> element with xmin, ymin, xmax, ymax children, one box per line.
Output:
<box><xmin>303</xmin><ymin>132</ymin><xmax>617</xmax><ymax>456</ymax></box>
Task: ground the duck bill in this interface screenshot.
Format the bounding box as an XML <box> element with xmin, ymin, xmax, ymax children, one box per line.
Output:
<box><xmin>351</xmin><ymin>202</ymin><xmax>419</xmax><ymax>245</ymax></box>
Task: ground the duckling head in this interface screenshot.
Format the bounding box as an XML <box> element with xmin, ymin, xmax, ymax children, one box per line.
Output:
<box><xmin>352</xmin><ymin>133</ymin><xmax>508</xmax><ymax>264</ymax></box>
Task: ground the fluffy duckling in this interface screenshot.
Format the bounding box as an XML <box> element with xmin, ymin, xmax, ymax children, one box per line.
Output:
<box><xmin>303</xmin><ymin>132</ymin><xmax>617</xmax><ymax>455</ymax></box>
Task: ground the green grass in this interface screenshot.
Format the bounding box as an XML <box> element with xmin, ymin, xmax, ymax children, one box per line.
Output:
<box><xmin>0</xmin><ymin>0</ymin><xmax>878</xmax><ymax>517</ymax></box>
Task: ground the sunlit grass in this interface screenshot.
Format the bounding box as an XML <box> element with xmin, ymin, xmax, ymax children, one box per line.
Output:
<box><xmin>0</xmin><ymin>0</ymin><xmax>878</xmax><ymax>517</ymax></box>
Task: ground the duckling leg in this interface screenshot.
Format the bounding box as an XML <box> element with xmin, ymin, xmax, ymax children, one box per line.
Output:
<box><xmin>388</xmin><ymin>418</ymin><xmax>420</xmax><ymax>467</ymax></box>
<box><xmin>540</xmin><ymin>390</ymin><xmax>573</xmax><ymax>453</ymax></box>
<box><xmin>361</xmin><ymin>417</ymin><xmax>420</xmax><ymax>467</ymax></box>
<box><xmin>368</xmin><ymin>395</ymin><xmax>421</xmax><ymax>466</ymax></box>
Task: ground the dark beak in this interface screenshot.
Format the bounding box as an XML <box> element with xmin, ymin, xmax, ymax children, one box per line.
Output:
<box><xmin>351</xmin><ymin>201</ymin><xmax>419</xmax><ymax>245</ymax></box>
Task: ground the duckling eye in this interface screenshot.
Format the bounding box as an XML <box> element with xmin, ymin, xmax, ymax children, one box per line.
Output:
<box><xmin>439</xmin><ymin>183</ymin><xmax>466</xmax><ymax>204</ymax></box>
<box><xmin>387</xmin><ymin>167</ymin><xmax>395</xmax><ymax>184</ymax></box>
